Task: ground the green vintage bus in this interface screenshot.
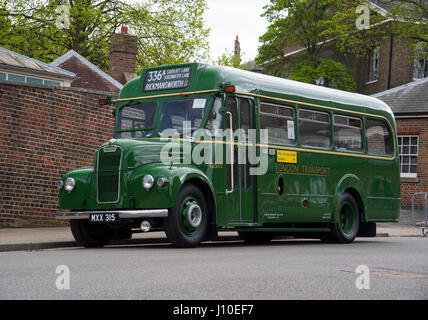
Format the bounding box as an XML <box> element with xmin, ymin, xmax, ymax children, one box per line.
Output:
<box><xmin>56</xmin><ymin>63</ymin><xmax>400</xmax><ymax>247</ymax></box>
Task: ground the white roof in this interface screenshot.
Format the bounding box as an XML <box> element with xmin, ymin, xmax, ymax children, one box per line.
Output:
<box><xmin>0</xmin><ymin>47</ymin><xmax>75</xmax><ymax>79</ymax></box>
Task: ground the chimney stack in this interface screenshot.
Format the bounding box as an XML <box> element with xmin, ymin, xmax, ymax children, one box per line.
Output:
<box><xmin>234</xmin><ymin>35</ymin><xmax>241</xmax><ymax>61</ymax></box>
<box><xmin>109</xmin><ymin>26</ymin><xmax>138</xmax><ymax>85</ymax></box>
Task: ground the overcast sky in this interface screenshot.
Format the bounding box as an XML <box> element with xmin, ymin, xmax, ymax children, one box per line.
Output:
<box><xmin>204</xmin><ymin>0</ymin><xmax>270</xmax><ymax>62</ymax></box>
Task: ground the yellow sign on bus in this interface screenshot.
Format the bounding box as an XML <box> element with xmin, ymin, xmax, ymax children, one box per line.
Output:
<box><xmin>277</xmin><ymin>150</ymin><xmax>297</xmax><ymax>164</ymax></box>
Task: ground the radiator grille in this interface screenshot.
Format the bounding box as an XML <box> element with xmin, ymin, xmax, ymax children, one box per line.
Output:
<box><xmin>97</xmin><ymin>146</ymin><xmax>122</xmax><ymax>203</ymax></box>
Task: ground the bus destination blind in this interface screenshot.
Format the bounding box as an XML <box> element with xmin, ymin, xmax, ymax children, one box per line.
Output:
<box><xmin>143</xmin><ymin>66</ymin><xmax>191</xmax><ymax>92</ymax></box>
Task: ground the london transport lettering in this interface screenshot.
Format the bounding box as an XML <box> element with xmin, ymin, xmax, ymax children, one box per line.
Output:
<box><xmin>276</xmin><ymin>163</ymin><xmax>331</xmax><ymax>176</ymax></box>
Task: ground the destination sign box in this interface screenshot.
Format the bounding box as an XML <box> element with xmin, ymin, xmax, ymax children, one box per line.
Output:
<box><xmin>143</xmin><ymin>66</ymin><xmax>191</xmax><ymax>92</ymax></box>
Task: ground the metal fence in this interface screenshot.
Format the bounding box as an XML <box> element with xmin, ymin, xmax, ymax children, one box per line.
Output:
<box><xmin>411</xmin><ymin>192</ymin><xmax>428</xmax><ymax>237</ymax></box>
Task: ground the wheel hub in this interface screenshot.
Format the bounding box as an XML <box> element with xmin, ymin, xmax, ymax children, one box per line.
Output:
<box><xmin>186</xmin><ymin>203</ymin><xmax>202</xmax><ymax>228</ymax></box>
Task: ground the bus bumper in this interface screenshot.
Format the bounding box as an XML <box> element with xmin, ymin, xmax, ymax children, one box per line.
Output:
<box><xmin>56</xmin><ymin>209</ymin><xmax>169</xmax><ymax>220</ymax></box>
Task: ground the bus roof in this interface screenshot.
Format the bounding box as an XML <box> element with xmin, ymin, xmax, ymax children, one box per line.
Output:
<box><xmin>118</xmin><ymin>63</ymin><xmax>394</xmax><ymax>119</ymax></box>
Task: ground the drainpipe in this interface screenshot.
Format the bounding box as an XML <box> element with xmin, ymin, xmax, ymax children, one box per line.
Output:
<box><xmin>387</xmin><ymin>33</ymin><xmax>394</xmax><ymax>89</ymax></box>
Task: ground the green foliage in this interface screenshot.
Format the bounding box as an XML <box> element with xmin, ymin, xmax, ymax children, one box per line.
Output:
<box><xmin>213</xmin><ymin>49</ymin><xmax>252</xmax><ymax>70</ymax></box>
<box><xmin>383</xmin><ymin>0</ymin><xmax>428</xmax><ymax>57</ymax></box>
<box><xmin>325</xmin><ymin>0</ymin><xmax>427</xmax><ymax>58</ymax></box>
<box><xmin>256</xmin><ymin>0</ymin><xmax>427</xmax><ymax>81</ymax></box>
<box><xmin>0</xmin><ymin>0</ymin><xmax>210</xmax><ymax>73</ymax></box>
<box><xmin>291</xmin><ymin>59</ymin><xmax>357</xmax><ymax>92</ymax></box>
<box><xmin>214</xmin><ymin>49</ymin><xmax>242</xmax><ymax>68</ymax></box>
<box><xmin>256</xmin><ymin>0</ymin><xmax>345</xmax><ymax>75</ymax></box>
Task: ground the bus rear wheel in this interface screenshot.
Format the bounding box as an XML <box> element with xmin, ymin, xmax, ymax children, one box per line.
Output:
<box><xmin>323</xmin><ymin>193</ymin><xmax>360</xmax><ymax>244</ymax></box>
<box><xmin>163</xmin><ymin>184</ymin><xmax>209</xmax><ymax>248</ymax></box>
<box><xmin>70</xmin><ymin>220</ymin><xmax>114</xmax><ymax>248</ymax></box>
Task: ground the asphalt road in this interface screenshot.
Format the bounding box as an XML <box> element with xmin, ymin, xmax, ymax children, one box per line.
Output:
<box><xmin>1</xmin><ymin>237</ymin><xmax>427</xmax><ymax>300</ymax></box>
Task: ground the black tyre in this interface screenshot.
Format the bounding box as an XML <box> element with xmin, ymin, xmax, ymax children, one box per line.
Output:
<box><xmin>238</xmin><ymin>231</ymin><xmax>274</xmax><ymax>244</ymax></box>
<box><xmin>70</xmin><ymin>220</ymin><xmax>114</xmax><ymax>248</ymax></box>
<box><xmin>163</xmin><ymin>184</ymin><xmax>209</xmax><ymax>248</ymax></box>
<box><xmin>323</xmin><ymin>192</ymin><xmax>360</xmax><ymax>243</ymax></box>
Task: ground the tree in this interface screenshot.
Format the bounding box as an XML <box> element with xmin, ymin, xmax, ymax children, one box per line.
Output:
<box><xmin>256</xmin><ymin>0</ymin><xmax>357</xmax><ymax>91</ymax></box>
<box><xmin>0</xmin><ymin>0</ymin><xmax>210</xmax><ymax>72</ymax></box>
<box><xmin>291</xmin><ymin>59</ymin><xmax>357</xmax><ymax>92</ymax></box>
<box><xmin>214</xmin><ymin>49</ymin><xmax>242</xmax><ymax>68</ymax></box>
<box><xmin>324</xmin><ymin>0</ymin><xmax>391</xmax><ymax>58</ymax></box>
<box><xmin>256</xmin><ymin>0</ymin><xmax>345</xmax><ymax>75</ymax></box>
<box><xmin>325</xmin><ymin>0</ymin><xmax>427</xmax><ymax>58</ymax></box>
<box><xmin>377</xmin><ymin>0</ymin><xmax>428</xmax><ymax>56</ymax></box>
<box><xmin>213</xmin><ymin>49</ymin><xmax>252</xmax><ymax>70</ymax></box>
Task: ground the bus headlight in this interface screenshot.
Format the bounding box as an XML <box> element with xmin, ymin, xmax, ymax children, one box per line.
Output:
<box><xmin>142</xmin><ymin>175</ymin><xmax>154</xmax><ymax>190</ymax></box>
<box><xmin>64</xmin><ymin>178</ymin><xmax>76</xmax><ymax>193</ymax></box>
<box><xmin>57</xmin><ymin>180</ymin><xmax>64</xmax><ymax>190</ymax></box>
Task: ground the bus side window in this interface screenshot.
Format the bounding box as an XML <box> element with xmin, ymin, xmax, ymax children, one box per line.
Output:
<box><xmin>366</xmin><ymin>118</ymin><xmax>393</xmax><ymax>156</ymax></box>
<box><xmin>334</xmin><ymin>115</ymin><xmax>363</xmax><ymax>152</ymax></box>
<box><xmin>259</xmin><ymin>102</ymin><xmax>295</xmax><ymax>145</ymax></box>
<box><xmin>299</xmin><ymin>109</ymin><xmax>331</xmax><ymax>148</ymax></box>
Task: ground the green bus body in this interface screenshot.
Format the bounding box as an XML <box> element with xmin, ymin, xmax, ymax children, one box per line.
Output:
<box><xmin>57</xmin><ymin>63</ymin><xmax>400</xmax><ymax>247</ymax></box>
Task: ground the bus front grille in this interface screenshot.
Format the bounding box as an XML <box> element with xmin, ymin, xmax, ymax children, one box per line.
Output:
<box><xmin>97</xmin><ymin>146</ymin><xmax>122</xmax><ymax>203</ymax></box>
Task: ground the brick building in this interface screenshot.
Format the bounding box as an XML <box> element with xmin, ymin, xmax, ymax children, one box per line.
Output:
<box><xmin>0</xmin><ymin>29</ymin><xmax>137</xmax><ymax>227</ymax></box>
<box><xmin>373</xmin><ymin>77</ymin><xmax>428</xmax><ymax>206</ymax></box>
<box><xmin>50</xmin><ymin>50</ymin><xmax>123</xmax><ymax>93</ymax></box>
<box><xmin>261</xmin><ymin>1</ymin><xmax>428</xmax><ymax>95</ymax></box>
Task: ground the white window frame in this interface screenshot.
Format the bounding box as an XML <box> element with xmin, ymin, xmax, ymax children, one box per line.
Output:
<box><xmin>398</xmin><ymin>135</ymin><xmax>419</xmax><ymax>178</ymax></box>
<box><xmin>367</xmin><ymin>47</ymin><xmax>380</xmax><ymax>83</ymax></box>
<box><xmin>413</xmin><ymin>42</ymin><xmax>428</xmax><ymax>80</ymax></box>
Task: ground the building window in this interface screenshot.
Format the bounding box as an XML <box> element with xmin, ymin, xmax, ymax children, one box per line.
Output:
<box><xmin>398</xmin><ymin>136</ymin><xmax>418</xmax><ymax>177</ymax></box>
<box><xmin>0</xmin><ymin>72</ymin><xmax>6</xmax><ymax>80</ymax></box>
<box><xmin>8</xmin><ymin>74</ymin><xmax>25</xmax><ymax>83</ymax></box>
<box><xmin>44</xmin><ymin>80</ymin><xmax>61</xmax><ymax>86</ymax></box>
<box><xmin>368</xmin><ymin>47</ymin><xmax>380</xmax><ymax>83</ymax></box>
<box><xmin>27</xmin><ymin>77</ymin><xmax>43</xmax><ymax>85</ymax></box>
<box><xmin>413</xmin><ymin>42</ymin><xmax>428</xmax><ymax>79</ymax></box>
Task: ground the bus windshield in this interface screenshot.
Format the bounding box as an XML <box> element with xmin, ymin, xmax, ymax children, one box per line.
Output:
<box><xmin>158</xmin><ymin>98</ymin><xmax>207</xmax><ymax>137</ymax></box>
<box><xmin>116</xmin><ymin>98</ymin><xmax>207</xmax><ymax>138</ymax></box>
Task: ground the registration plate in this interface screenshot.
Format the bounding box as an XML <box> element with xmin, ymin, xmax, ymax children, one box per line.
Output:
<box><xmin>89</xmin><ymin>213</ymin><xmax>119</xmax><ymax>223</ymax></box>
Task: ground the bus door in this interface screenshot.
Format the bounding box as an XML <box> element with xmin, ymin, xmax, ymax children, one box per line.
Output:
<box><xmin>224</xmin><ymin>96</ymin><xmax>256</xmax><ymax>223</ymax></box>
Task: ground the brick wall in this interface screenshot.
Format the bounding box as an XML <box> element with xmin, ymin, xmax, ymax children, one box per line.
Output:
<box><xmin>359</xmin><ymin>35</ymin><xmax>414</xmax><ymax>95</ymax></box>
<box><xmin>0</xmin><ymin>81</ymin><xmax>117</xmax><ymax>227</ymax></box>
<box><xmin>396</xmin><ymin>118</ymin><xmax>428</xmax><ymax>206</ymax></box>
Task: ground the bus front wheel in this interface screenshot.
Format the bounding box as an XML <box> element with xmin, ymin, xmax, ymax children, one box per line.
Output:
<box><xmin>163</xmin><ymin>184</ymin><xmax>209</xmax><ymax>248</ymax></box>
<box><xmin>70</xmin><ymin>220</ymin><xmax>114</xmax><ymax>248</ymax></box>
<box><xmin>323</xmin><ymin>193</ymin><xmax>360</xmax><ymax>244</ymax></box>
